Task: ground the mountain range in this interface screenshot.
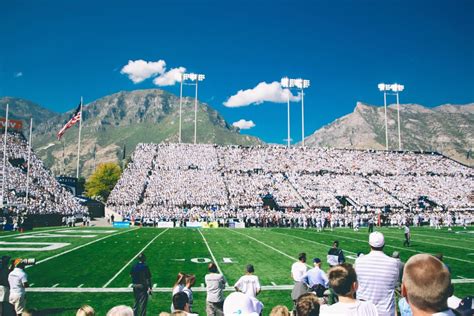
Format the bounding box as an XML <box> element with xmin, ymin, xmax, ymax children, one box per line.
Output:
<box><xmin>305</xmin><ymin>101</ymin><xmax>474</xmax><ymax>166</ymax></box>
<box><xmin>0</xmin><ymin>90</ymin><xmax>472</xmax><ymax>178</ymax></box>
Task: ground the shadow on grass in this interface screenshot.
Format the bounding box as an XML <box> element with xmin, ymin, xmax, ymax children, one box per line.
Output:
<box><xmin>30</xmin><ymin>307</ymin><xmax>78</xmax><ymax>315</ymax></box>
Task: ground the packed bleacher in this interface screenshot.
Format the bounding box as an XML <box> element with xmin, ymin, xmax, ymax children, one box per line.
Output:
<box><xmin>0</xmin><ymin>131</ymin><xmax>86</xmax><ymax>216</ymax></box>
<box><xmin>107</xmin><ymin>143</ymin><xmax>473</xmax><ymax>225</ymax></box>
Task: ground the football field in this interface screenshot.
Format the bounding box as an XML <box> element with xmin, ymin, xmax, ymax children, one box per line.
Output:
<box><xmin>1</xmin><ymin>226</ymin><xmax>473</xmax><ymax>315</ymax></box>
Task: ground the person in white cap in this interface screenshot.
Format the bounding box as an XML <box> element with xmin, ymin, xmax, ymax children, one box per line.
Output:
<box><xmin>354</xmin><ymin>232</ymin><xmax>399</xmax><ymax>316</ymax></box>
<box><xmin>223</xmin><ymin>292</ymin><xmax>263</xmax><ymax>316</ymax></box>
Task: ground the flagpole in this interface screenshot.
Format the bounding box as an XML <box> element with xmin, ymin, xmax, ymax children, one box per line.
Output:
<box><xmin>25</xmin><ymin>118</ymin><xmax>33</xmax><ymax>210</ymax></box>
<box><xmin>76</xmin><ymin>97</ymin><xmax>83</xmax><ymax>179</ymax></box>
<box><xmin>1</xmin><ymin>103</ymin><xmax>9</xmax><ymax>207</ymax></box>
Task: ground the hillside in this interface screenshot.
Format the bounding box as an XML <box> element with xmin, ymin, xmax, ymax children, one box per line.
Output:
<box><xmin>0</xmin><ymin>97</ymin><xmax>58</xmax><ymax>125</ymax></box>
<box><xmin>305</xmin><ymin>102</ymin><xmax>474</xmax><ymax>166</ymax></box>
<box><xmin>30</xmin><ymin>89</ymin><xmax>262</xmax><ymax>177</ymax></box>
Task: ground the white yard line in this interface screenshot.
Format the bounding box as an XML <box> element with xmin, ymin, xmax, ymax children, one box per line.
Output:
<box><xmin>29</xmin><ymin>228</ymin><xmax>139</xmax><ymax>268</ymax></box>
<box><xmin>228</xmin><ymin>229</ymin><xmax>311</xmax><ymax>268</ymax></box>
<box><xmin>23</xmin><ymin>278</ymin><xmax>474</xmax><ymax>293</ymax></box>
<box><xmin>270</xmin><ymin>230</ymin><xmax>357</xmax><ymax>255</ymax></box>
<box><xmin>52</xmin><ymin>283</ymin><xmax>59</xmax><ymax>288</ymax></box>
<box><xmin>78</xmin><ymin>284</ymin><xmax>84</xmax><ymax>288</ymax></box>
<box><xmin>102</xmin><ymin>228</ymin><xmax>169</xmax><ymax>288</ymax></box>
<box><xmin>198</xmin><ymin>229</ymin><xmax>229</xmax><ymax>286</ymax></box>
<box><xmin>0</xmin><ymin>227</ymin><xmax>82</xmax><ymax>239</ymax></box>
<box><xmin>348</xmin><ymin>230</ymin><xmax>472</xmax><ymax>250</ymax></box>
<box><xmin>306</xmin><ymin>230</ymin><xmax>474</xmax><ymax>264</ymax></box>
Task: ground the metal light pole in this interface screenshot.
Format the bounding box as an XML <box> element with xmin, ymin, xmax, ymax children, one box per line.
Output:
<box><xmin>179</xmin><ymin>73</ymin><xmax>183</xmax><ymax>143</ymax></box>
<box><xmin>396</xmin><ymin>88</ymin><xmax>402</xmax><ymax>151</ymax></box>
<box><xmin>281</xmin><ymin>77</ymin><xmax>310</xmax><ymax>148</ymax></box>
<box><xmin>378</xmin><ymin>83</ymin><xmax>404</xmax><ymax>151</ymax></box>
<box><xmin>287</xmin><ymin>89</ymin><xmax>291</xmax><ymax>148</ymax></box>
<box><xmin>384</xmin><ymin>90</ymin><xmax>388</xmax><ymax>150</ymax></box>
<box><xmin>1</xmin><ymin>103</ymin><xmax>9</xmax><ymax>207</ymax></box>
<box><xmin>25</xmin><ymin>118</ymin><xmax>33</xmax><ymax>209</ymax></box>
<box><xmin>182</xmin><ymin>73</ymin><xmax>205</xmax><ymax>145</ymax></box>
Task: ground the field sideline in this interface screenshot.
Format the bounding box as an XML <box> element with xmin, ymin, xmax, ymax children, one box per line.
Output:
<box><xmin>1</xmin><ymin>226</ymin><xmax>473</xmax><ymax>315</ymax></box>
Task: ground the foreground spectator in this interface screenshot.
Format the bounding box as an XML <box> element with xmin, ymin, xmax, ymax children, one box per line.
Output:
<box><xmin>302</xmin><ymin>258</ymin><xmax>328</xmax><ymax>296</ymax></box>
<box><xmin>223</xmin><ymin>292</ymin><xmax>263</xmax><ymax>316</ymax></box>
<box><xmin>0</xmin><ymin>255</ymin><xmax>11</xmax><ymax>316</ymax></box>
<box><xmin>234</xmin><ymin>264</ymin><xmax>261</xmax><ymax>298</ymax></box>
<box><xmin>106</xmin><ymin>305</ymin><xmax>133</xmax><ymax>316</ymax></box>
<box><xmin>8</xmin><ymin>259</ymin><xmax>29</xmax><ymax>316</ymax></box>
<box><xmin>269</xmin><ymin>305</ymin><xmax>290</xmax><ymax>316</ymax></box>
<box><xmin>173</xmin><ymin>292</ymin><xmax>197</xmax><ymax>316</ymax></box>
<box><xmin>183</xmin><ymin>274</ymin><xmax>196</xmax><ymax>313</ymax></box>
<box><xmin>327</xmin><ymin>241</ymin><xmax>345</xmax><ymax>268</ymax></box>
<box><xmin>205</xmin><ymin>263</ymin><xmax>226</xmax><ymax>316</ymax></box>
<box><xmin>291</xmin><ymin>253</ymin><xmax>307</xmax><ymax>282</ymax></box>
<box><xmin>130</xmin><ymin>253</ymin><xmax>152</xmax><ymax>316</ymax></box>
<box><xmin>76</xmin><ymin>305</ymin><xmax>96</xmax><ymax>316</ymax></box>
<box><xmin>320</xmin><ymin>263</ymin><xmax>377</xmax><ymax>316</ymax></box>
<box><xmin>402</xmin><ymin>254</ymin><xmax>455</xmax><ymax>316</ymax></box>
<box><xmin>355</xmin><ymin>232</ymin><xmax>398</xmax><ymax>316</ymax></box>
<box><xmin>295</xmin><ymin>293</ymin><xmax>320</xmax><ymax>316</ymax></box>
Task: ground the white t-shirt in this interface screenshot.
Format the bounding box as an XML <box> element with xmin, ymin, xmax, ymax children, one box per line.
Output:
<box><xmin>234</xmin><ymin>275</ymin><xmax>260</xmax><ymax>298</ymax></box>
<box><xmin>320</xmin><ymin>300</ymin><xmax>378</xmax><ymax>316</ymax></box>
<box><xmin>404</xmin><ymin>226</ymin><xmax>410</xmax><ymax>234</ymax></box>
<box><xmin>8</xmin><ymin>268</ymin><xmax>27</xmax><ymax>296</ymax></box>
<box><xmin>291</xmin><ymin>261</ymin><xmax>307</xmax><ymax>282</ymax></box>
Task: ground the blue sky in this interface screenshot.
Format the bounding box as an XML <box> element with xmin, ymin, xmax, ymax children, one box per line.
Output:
<box><xmin>1</xmin><ymin>0</ymin><xmax>473</xmax><ymax>144</ymax></box>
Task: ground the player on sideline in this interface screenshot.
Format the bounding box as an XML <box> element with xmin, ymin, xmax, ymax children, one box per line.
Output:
<box><xmin>403</xmin><ymin>224</ymin><xmax>411</xmax><ymax>247</ymax></box>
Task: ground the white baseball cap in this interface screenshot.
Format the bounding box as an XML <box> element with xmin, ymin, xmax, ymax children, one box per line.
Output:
<box><xmin>369</xmin><ymin>232</ymin><xmax>385</xmax><ymax>248</ymax></box>
<box><xmin>223</xmin><ymin>292</ymin><xmax>262</xmax><ymax>316</ymax></box>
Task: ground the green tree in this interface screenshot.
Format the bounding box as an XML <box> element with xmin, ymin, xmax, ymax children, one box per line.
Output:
<box><xmin>85</xmin><ymin>162</ymin><xmax>122</xmax><ymax>202</ymax></box>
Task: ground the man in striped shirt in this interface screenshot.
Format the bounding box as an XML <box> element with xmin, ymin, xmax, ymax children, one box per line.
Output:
<box><xmin>355</xmin><ymin>232</ymin><xmax>399</xmax><ymax>316</ymax></box>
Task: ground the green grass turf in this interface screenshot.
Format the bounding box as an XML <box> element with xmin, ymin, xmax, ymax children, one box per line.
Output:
<box><xmin>1</xmin><ymin>226</ymin><xmax>472</xmax><ymax>315</ymax></box>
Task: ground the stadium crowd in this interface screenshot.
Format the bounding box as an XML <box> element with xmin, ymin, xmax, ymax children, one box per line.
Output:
<box><xmin>0</xmin><ymin>131</ymin><xmax>86</xmax><ymax>217</ymax></box>
<box><xmin>107</xmin><ymin>143</ymin><xmax>473</xmax><ymax>226</ymax></box>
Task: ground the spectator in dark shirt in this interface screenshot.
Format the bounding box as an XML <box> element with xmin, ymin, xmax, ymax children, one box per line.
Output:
<box><xmin>130</xmin><ymin>253</ymin><xmax>152</xmax><ymax>316</ymax></box>
<box><xmin>327</xmin><ymin>241</ymin><xmax>345</xmax><ymax>267</ymax></box>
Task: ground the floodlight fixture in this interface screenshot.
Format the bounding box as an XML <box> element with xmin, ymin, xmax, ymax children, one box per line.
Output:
<box><xmin>178</xmin><ymin>72</ymin><xmax>206</xmax><ymax>144</ymax></box>
<box><xmin>378</xmin><ymin>82</ymin><xmax>405</xmax><ymax>151</ymax></box>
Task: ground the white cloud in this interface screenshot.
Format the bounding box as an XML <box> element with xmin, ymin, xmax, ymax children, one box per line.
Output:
<box><xmin>14</xmin><ymin>72</ymin><xmax>23</xmax><ymax>78</ymax></box>
<box><xmin>232</xmin><ymin>119</ymin><xmax>256</xmax><ymax>130</ymax></box>
<box><xmin>224</xmin><ymin>81</ymin><xmax>301</xmax><ymax>107</ymax></box>
<box><xmin>120</xmin><ymin>59</ymin><xmax>166</xmax><ymax>83</ymax></box>
<box><xmin>153</xmin><ymin>67</ymin><xmax>186</xmax><ymax>86</ymax></box>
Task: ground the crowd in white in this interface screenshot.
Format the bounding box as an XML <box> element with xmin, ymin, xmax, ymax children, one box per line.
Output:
<box><xmin>107</xmin><ymin>143</ymin><xmax>473</xmax><ymax>225</ymax></box>
<box><xmin>1</xmin><ymin>132</ymin><xmax>86</xmax><ymax>215</ymax></box>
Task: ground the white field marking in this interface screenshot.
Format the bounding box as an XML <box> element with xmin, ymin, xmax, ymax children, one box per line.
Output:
<box><xmin>347</xmin><ymin>255</ymin><xmax>358</xmax><ymax>260</ymax></box>
<box><xmin>0</xmin><ymin>242</ymin><xmax>70</xmax><ymax>251</ymax></box>
<box><xmin>128</xmin><ymin>284</ymin><xmax>133</xmax><ymax>288</ymax></box>
<box><xmin>29</xmin><ymin>283</ymin><xmax>34</xmax><ymax>287</ymax></box>
<box><xmin>305</xmin><ymin>230</ymin><xmax>474</xmax><ymax>264</ymax></box>
<box><xmin>352</xmin><ymin>230</ymin><xmax>473</xmax><ymax>250</ymax></box>
<box><xmin>153</xmin><ymin>284</ymin><xmax>157</xmax><ymax>288</ymax></box>
<box><xmin>52</xmin><ymin>283</ymin><xmax>59</xmax><ymax>288</ymax></box>
<box><xmin>171</xmin><ymin>259</ymin><xmax>185</xmax><ymax>262</ymax></box>
<box><xmin>21</xmin><ymin>279</ymin><xmax>474</xmax><ymax>293</ymax></box>
<box><xmin>15</xmin><ymin>233</ymin><xmax>97</xmax><ymax>239</ymax></box>
<box><xmin>102</xmin><ymin>228</ymin><xmax>169</xmax><ymax>288</ymax></box>
<box><xmin>270</xmin><ymin>230</ymin><xmax>357</xmax><ymax>255</ymax></box>
<box><xmin>0</xmin><ymin>227</ymin><xmax>81</xmax><ymax>240</ymax></box>
<box><xmin>78</xmin><ymin>284</ymin><xmax>84</xmax><ymax>288</ymax></box>
<box><xmin>457</xmin><ymin>276</ymin><xmax>466</xmax><ymax>279</ymax></box>
<box><xmin>28</xmin><ymin>228</ymin><xmax>139</xmax><ymax>269</ymax></box>
<box><xmin>271</xmin><ymin>282</ymin><xmax>277</xmax><ymax>286</ymax></box>
<box><xmin>198</xmin><ymin>229</ymin><xmax>229</xmax><ymax>286</ymax></box>
<box><xmin>385</xmin><ymin>230</ymin><xmax>474</xmax><ymax>242</ymax></box>
<box><xmin>56</xmin><ymin>230</ymin><xmax>116</xmax><ymax>234</ymax></box>
<box><xmin>201</xmin><ymin>283</ymin><xmax>205</xmax><ymax>288</ymax></box>
<box><xmin>228</xmin><ymin>229</ymin><xmax>311</xmax><ymax>268</ymax></box>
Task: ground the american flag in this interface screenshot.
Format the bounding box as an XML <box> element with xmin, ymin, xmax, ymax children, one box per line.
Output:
<box><xmin>57</xmin><ymin>102</ymin><xmax>82</xmax><ymax>140</ymax></box>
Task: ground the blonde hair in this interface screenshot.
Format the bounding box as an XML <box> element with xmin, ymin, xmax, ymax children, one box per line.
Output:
<box><xmin>403</xmin><ymin>254</ymin><xmax>452</xmax><ymax>312</ymax></box>
<box><xmin>270</xmin><ymin>305</ymin><xmax>290</xmax><ymax>316</ymax></box>
<box><xmin>76</xmin><ymin>305</ymin><xmax>95</xmax><ymax>316</ymax></box>
<box><xmin>106</xmin><ymin>305</ymin><xmax>133</xmax><ymax>316</ymax></box>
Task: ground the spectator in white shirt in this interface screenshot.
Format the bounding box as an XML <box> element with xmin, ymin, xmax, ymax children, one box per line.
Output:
<box><xmin>291</xmin><ymin>253</ymin><xmax>308</xmax><ymax>282</ymax></box>
<box><xmin>8</xmin><ymin>259</ymin><xmax>29</xmax><ymax>316</ymax></box>
<box><xmin>355</xmin><ymin>232</ymin><xmax>399</xmax><ymax>316</ymax></box>
<box><xmin>402</xmin><ymin>254</ymin><xmax>455</xmax><ymax>316</ymax></box>
<box><xmin>234</xmin><ymin>264</ymin><xmax>261</xmax><ymax>298</ymax></box>
<box><xmin>320</xmin><ymin>263</ymin><xmax>378</xmax><ymax>316</ymax></box>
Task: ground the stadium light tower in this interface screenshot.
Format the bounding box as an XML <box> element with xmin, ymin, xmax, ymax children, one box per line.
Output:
<box><xmin>281</xmin><ymin>77</ymin><xmax>310</xmax><ymax>148</ymax></box>
<box><xmin>378</xmin><ymin>83</ymin><xmax>405</xmax><ymax>151</ymax></box>
<box><xmin>181</xmin><ymin>73</ymin><xmax>205</xmax><ymax>145</ymax></box>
